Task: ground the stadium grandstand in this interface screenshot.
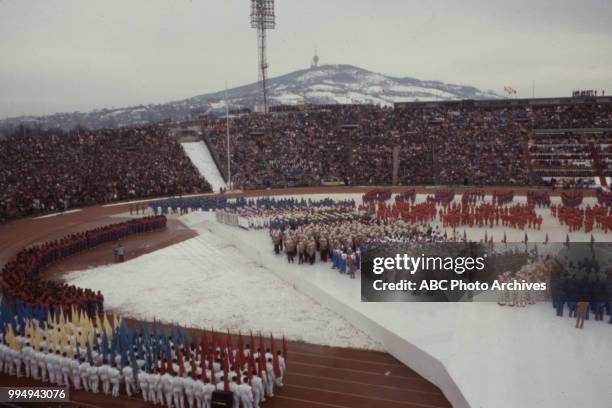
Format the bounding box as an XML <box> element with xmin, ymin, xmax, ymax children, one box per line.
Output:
<box><xmin>1</xmin><ymin>2</ymin><xmax>611</xmax><ymax>408</ymax></box>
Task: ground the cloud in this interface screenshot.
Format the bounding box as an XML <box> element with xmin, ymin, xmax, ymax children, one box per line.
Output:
<box><xmin>0</xmin><ymin>0</ymin><xmax>610</xmax><ymax>117</ymax></box>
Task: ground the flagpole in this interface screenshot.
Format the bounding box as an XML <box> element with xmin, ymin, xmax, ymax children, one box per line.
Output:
<box><xmin>225</xmin><ymin>82</ymin><xmax>231</xmax><ymax>190</ymax></box>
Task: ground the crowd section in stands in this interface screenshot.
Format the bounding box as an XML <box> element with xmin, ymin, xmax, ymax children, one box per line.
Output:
<box><xmin>0</xmin><ymin>216</ymin><xmax>167</xmax><ymax>316</ymax></box>
<box><xmin>202</xmin><ymin>103</ymin><xmax>612</xmax><ymax>190</ymax></box>
<box><xmin>528</xmin><ymin>130</ymin><xmax>612</xmax><ymax>187</ymax></box>
<box><xmin>3</xmin><ymin>102</ymin><xmax>612</xmax><ymax>223</ymax></box>
<box><xmin>0</xmin><ymin>126</ymin><xmax>211</xmax><ymax>222</ymax></box>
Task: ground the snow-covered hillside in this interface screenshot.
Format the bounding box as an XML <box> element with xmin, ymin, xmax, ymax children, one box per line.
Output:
<box><xmin>244</xmin><ymin>64</ymin><xmax>501</xmax><ymax>107</ymax></box>
<box><xmin>0</xmin><ymin>64</ymin><xmax>501</xmax><ymax>130</ymax></box>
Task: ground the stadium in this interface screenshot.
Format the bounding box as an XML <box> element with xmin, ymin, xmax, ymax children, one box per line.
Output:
<box><xmin>1</xmin><ymin>1</ymin><xmax>611</xmax><ymax>408</ymax></box>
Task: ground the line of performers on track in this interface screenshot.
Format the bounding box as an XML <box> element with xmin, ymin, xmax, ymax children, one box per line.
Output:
<box><xmin>0</xmin><ymin>309</ymin><xmax>286</xmax><ymax>408</ymax></box>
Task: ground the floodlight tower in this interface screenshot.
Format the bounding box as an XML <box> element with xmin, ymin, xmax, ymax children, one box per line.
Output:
<box><xmin>250</xmin><ymin>0</ymin><xmax>275</xmax><ymax>113</ymax></box>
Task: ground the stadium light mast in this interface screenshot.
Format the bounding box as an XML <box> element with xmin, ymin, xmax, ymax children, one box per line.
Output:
<box><xmin>250</xmin><ymin>0</ymin><xmax>275</xmax><ymax>113</ymax></box>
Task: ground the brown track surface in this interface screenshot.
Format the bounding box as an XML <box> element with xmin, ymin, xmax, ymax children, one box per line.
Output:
<box><xmin>0</xmin><ymin>184</ymin><xmax>560</xmax><ymax>407</ymax></box>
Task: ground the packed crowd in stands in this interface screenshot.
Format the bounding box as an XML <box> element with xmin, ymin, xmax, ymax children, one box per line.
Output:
<box><xmin>528</xmin><ymin>131</ymin><xmax>599</xmax><ymax>182</ymax></box>
<box><xmin>3</xmin><ymin>102</ymin><xmax>612</xmax><ymax>223</ymax></box>
<box><xmin>203</xmin><ymin>103</ymin><xmax>612</xmax><ymax>190</ymax></box>
<box><xmin>0</xmin><ymin>126</ymin><xmax>211</xmax><ymax>222</ymax></box>
<box><xmin>0</xmin><ymin>216</ymin><xmax>167</xmax><ymax>315</ymax></box>
<box><xmin>571</xmin><ymin>89</ymin><xmax>605</xmax><ymax>97</ymax></box>
<box><xmin>0</xmin><ymin>307</ymin><xmax>286</xmax><ymax>408</ymax></box>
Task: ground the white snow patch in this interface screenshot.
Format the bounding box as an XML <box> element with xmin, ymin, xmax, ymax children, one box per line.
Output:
<box><xmin>63</xmin><ymin>212</ymin><xmax>382</xmax><ymax>351</ymax></box>
<box><xmin>33</xmin><ymin>209</ymin><xmax>82</xmax><ymax>219</ymax></box>
<box><xmin>307</xmin><ymin>84</ymin><xmax>338</xmax><ymax>92</ymax></box>
<box><xmin>271</xmin><ymin>93</ymin><xmax>304</xmax><ymax>104</ymax></box>
<box><xmin>181</xmin><ymin>142</ymin><xmax>227</xmax><ymax>192</ymax></box>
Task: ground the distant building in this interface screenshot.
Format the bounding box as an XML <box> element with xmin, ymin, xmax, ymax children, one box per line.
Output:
<box><xmin>311</xmin><ymin>49</ymin><xmax>319</xmax><ymax>68</ymax></box>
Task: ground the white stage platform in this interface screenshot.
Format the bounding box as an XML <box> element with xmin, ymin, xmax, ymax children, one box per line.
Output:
<box><xmin>209</xmin><ymin>219</ymin><xmax>612</xmax><ymax>408</ymax></box>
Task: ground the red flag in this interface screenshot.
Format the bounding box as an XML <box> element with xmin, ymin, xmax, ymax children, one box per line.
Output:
<box><xmin>258</xmin><ymin>334</ymin><xmax>265</xmax><ymax>374</ymax></box>
<box><xmin>184</xmin><ymin>338</ymin><xmax>192</xmax><ymax>361</ymax></box>
<box><xmin>237</xmin><ymin>331</ymin><xmax>244</xmax><ymax>368</ymax></box>
<box><xmin>247</xmin><ymin>351</ymin><xmax>255</xmax><ymax>384</ymax></box>
<box><xmin>160</xmin><ymin>352</ymin><xmax>166</xmax><ymax>374</ymax></box>
<box><xmin>222</xmin><ymin>351</ymin><xmax>229</xmax><ymax>392</ymax></box>
<box><xmin>249</xmin><ymin>330</ymin><xmax>255</xmax><ymax>357</ymax></box>
<box><xmin>200</xmin><ymin>338</ymin><xmax>206</xmax><ymax>382</ymax></box>
<box><xmin>167</xmin><ymin>352</ymin><xmax>174</xmax><ymax>375</ymax></box>
<box><xmin>202</xmin><ymin>331</ymin><xmax>209</xmax><ymax>360</ymax></box>
<box><xmin>226</xmin><ymin>330</ymin><xmax>233</xmax><ymax>356</ymax></box>
<box><xmin>209</xmin><ymin>347</ymin><xmax>216</xmax><ymax>385</ymax></box>
<box><xmin>177</xmin><ymin>349</ymin><xmax>185</xmax><ymax>377</ymax></box>
<box><xmin>270</xmin><ymin>334</ymin><xmax>281</xmax><ymax>377</ymax></box>
<box><xmin>190</xmin><ymin>353</ymin><xmax>197</xmax><ymax>380</ymax></box>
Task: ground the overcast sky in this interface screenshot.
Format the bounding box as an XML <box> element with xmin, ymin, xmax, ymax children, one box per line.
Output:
<box><xmin>1</xmin><ymin>0</ymin><xmax>611</xmax><ymax>118</ymax></box>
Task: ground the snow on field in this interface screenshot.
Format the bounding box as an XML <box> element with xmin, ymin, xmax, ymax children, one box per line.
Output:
<box><xmin>64</xmin><ymin>212</ymin><xmax>382</xmax><ymax>350</ymax></box>
<box><xmin>64</xmin><ymin>190</ymin><xmax>611</xmax><ymax>408</ymax></box>
<box><xmin>181</xmin><ymin>142</ymin><xmax>227</xmax><ymax>192</ymax></box>
<box><xmin>64</xmin><ymin>191</ymin><xmax>609</xmax><ymax>352</ymax></box>
<box><xmin>204</xmin><ymin>202</ymin><xmax>612</xmax><ymax>408</ymax></box>
<box><xmin>34</xmin><ymin>209</ymin><xmax>82</xmax><ymax>219</ymax></box>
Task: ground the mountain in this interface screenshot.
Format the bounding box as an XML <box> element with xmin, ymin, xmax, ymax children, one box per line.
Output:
<box><xmin>1</xmin><ymin>64</ymin><xmax>501</xmax><ymax>131</ymax></box>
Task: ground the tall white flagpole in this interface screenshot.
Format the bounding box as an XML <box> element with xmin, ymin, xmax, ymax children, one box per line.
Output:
<box><xmin>225</xmin><ymin>81</ymin><xmax>231</xmax><ymax>190</ymax></box>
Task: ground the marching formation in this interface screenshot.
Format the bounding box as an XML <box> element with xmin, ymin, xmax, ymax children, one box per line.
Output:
<box><xmin>551</xmin><ymin>204</ymin><xmax>612</xmax><ymax>233</ymax></box>
<box><xmin>263</xmin><ymin>197</ymin><xmax>446</xmax><ymax>279</ymax></box>
<box><xmin>1</xmin><ymin>216</ymin><xmax>167</xmax><ymax>314</ymax></box>
<box><xmin>496</xmin><ymin>259</ymin><xmax>552</xmax><ymax>307</ymax></box>
<box><xmin>0</xmin><ymin>306</ymin><xmax>287</xmax><ymax>408</ymax></box>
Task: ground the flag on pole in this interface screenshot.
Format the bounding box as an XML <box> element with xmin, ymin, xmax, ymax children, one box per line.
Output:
<box><xmin>177</xmin><ymin>349</ymin><xmax>185</xmax><ymax>376</ymax></box>
<box><xmin>270</xmin><ymin>334</ymin><xmax>280</xmax><ymax>377</ymax></box>
<box><xmin>247</xmin><ymin>351</ymin><xmax>255</xmax><ymax>384</ymax></box>
<box><xmin>222</xmin><ymin>352</ymin><xmax>229</xmax><ymax>392</ymax></box>
<box><xmin>208</xmin><ymin>345</ymin><xmax>216</xmax><ymax>385</ymax></box>
<box><xmin>258</xmin><ymin>334</ymin><xmax>265</xmax><ymax>375</ymax></box>
<box><xmin>226</xmin><ymin>330</ymin><xmax>233</xmax><ymax>355</ymax></box>
<box><xmin>160</xmin><ymin>351</ymin><xmax>166</xmax><ymax>374</ymax></box>
<box><xmin>199</xmin><ymin>339</ymin><xmax>206</xmax><ymax>382</ymax></box>
<box><xmin>190</xmin><ymin>353</ymin><xmax>197</xmax><ymax>380</ymax></box>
